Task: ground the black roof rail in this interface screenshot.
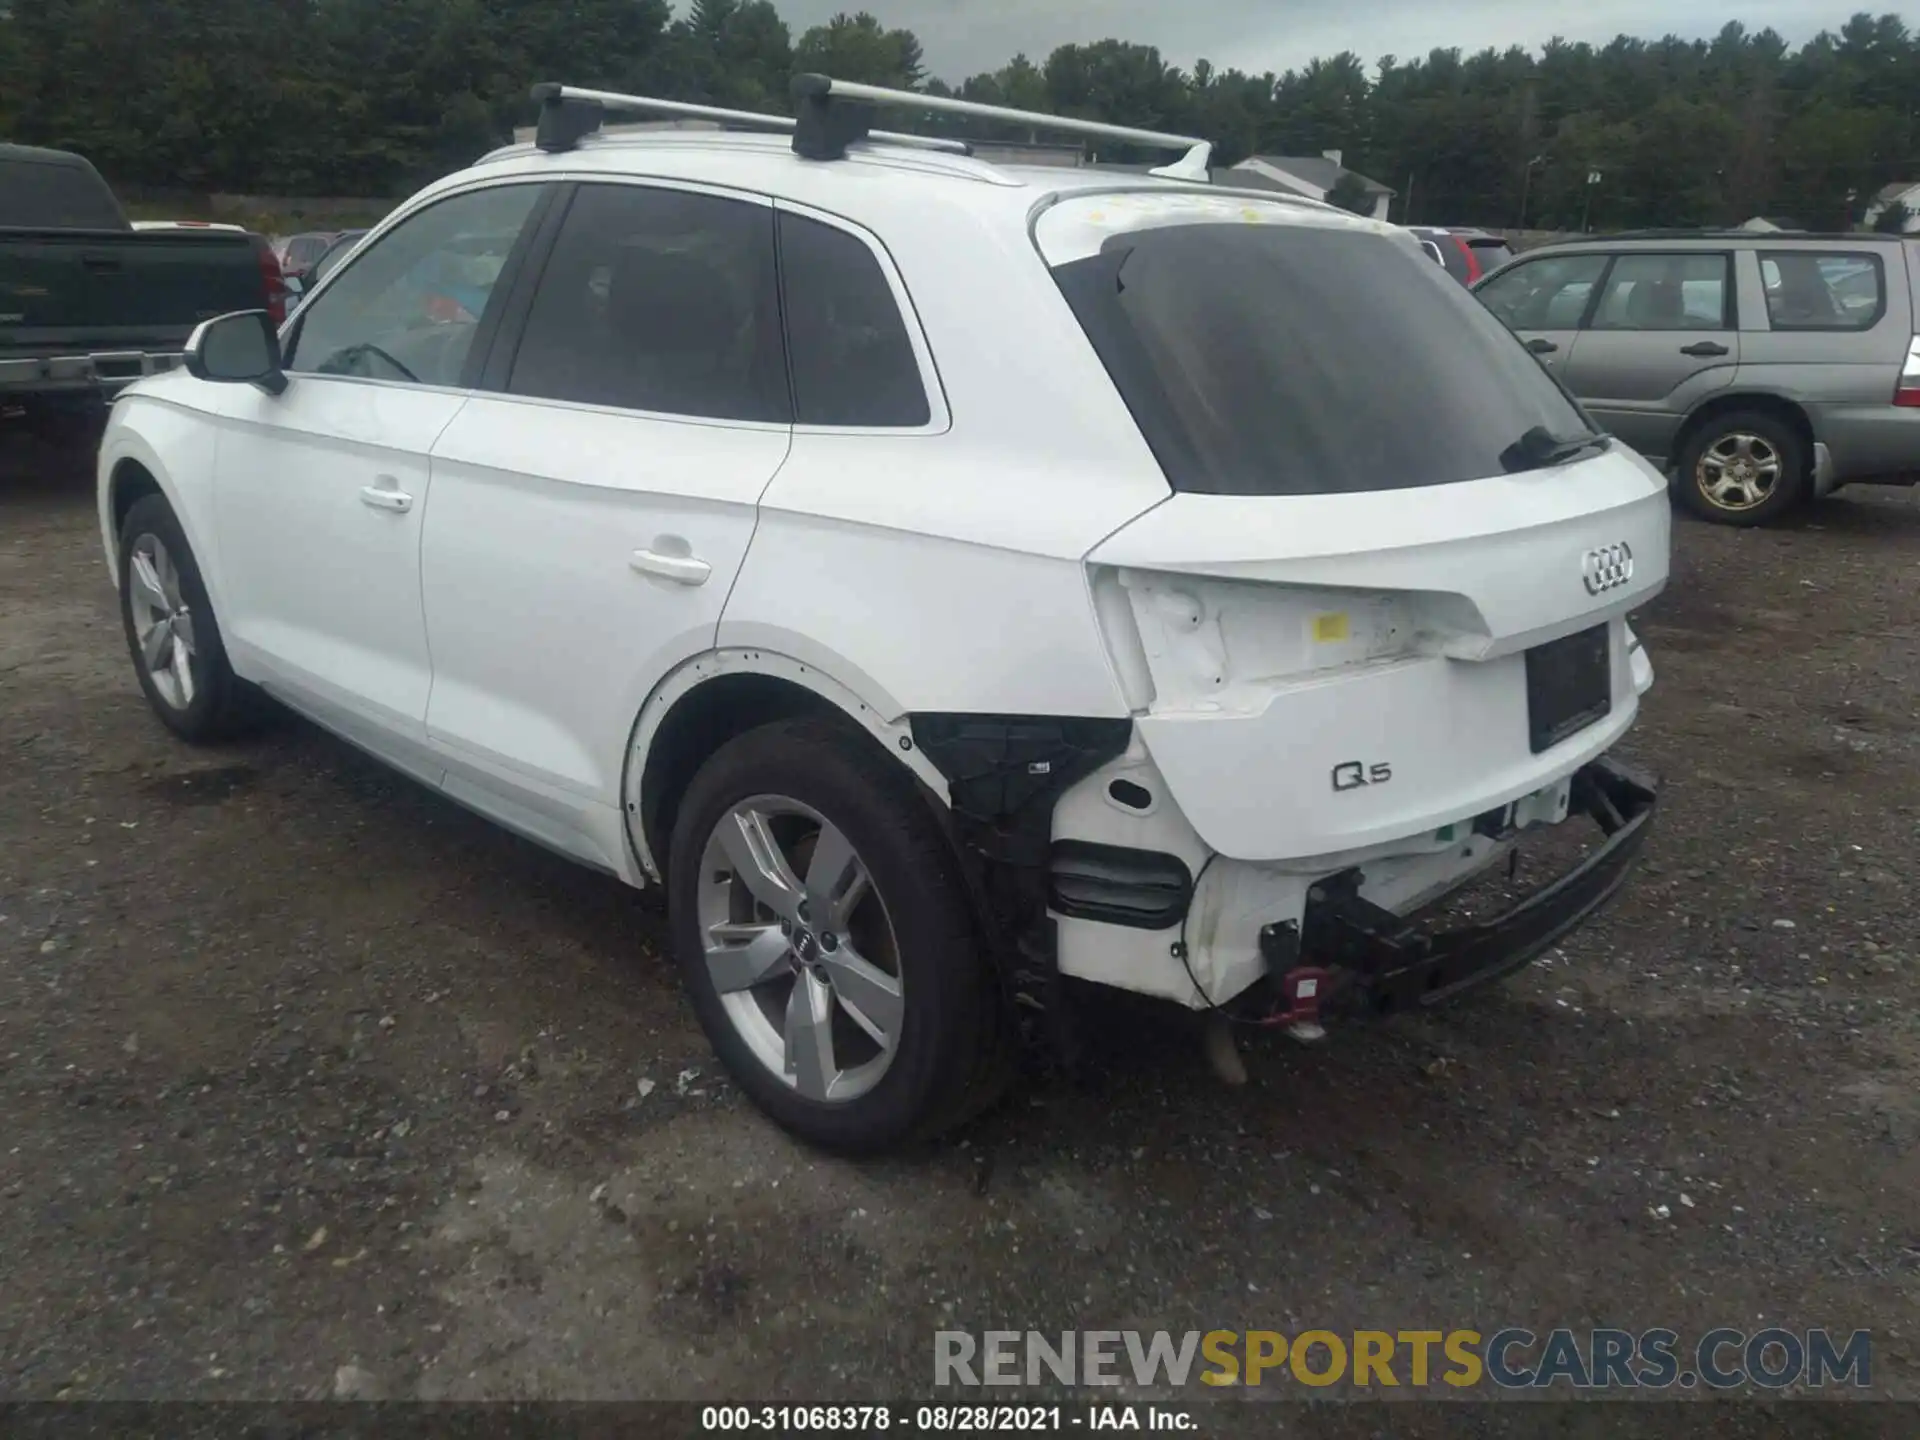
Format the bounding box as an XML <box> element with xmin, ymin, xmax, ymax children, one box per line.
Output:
<box><xmin>1572</xmin><ymin>227</ymin><xmax>1876</xmax><ymax>242</ymax></box>
<box><xmin>527</xmin><ymin>83</ymin><xmax>972</xmax><ymax>158</ymax></box>
<box><xmin>788</xmin><ymin>73</ymin><xmax>1213</xmax><ymax>178</ymax></box>
<box><xmin>523</xmin><ymin>77</ymin><xmax>1219</xmax><ymax>180</ymax></box>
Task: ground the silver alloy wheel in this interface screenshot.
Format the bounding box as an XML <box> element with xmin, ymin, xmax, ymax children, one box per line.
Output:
<box><xmin>127</xmin><ymin>533</ymin><xmax>198</xmax><ymax>710</ymax></box>
<box><xmin>1697</xmin><ymin>432</ymin><xmax>1782</xmax><ymax>511</ymax></box>
<box><xmin>696</xmin><ymin>795</ymin><xmax>905</xmax><ymax>1103</ymax></box>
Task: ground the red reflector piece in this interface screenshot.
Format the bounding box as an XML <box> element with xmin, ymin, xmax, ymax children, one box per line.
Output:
<box><xmin>1897</xmin><ymin>339</ymin><xmax>1920</xmax><ymax>406</ymax></box>
<box><xmin>253</xmin><ymin>238</ymin><xmax>288</xmax><ymax>326</ymax></box>
<box><xmin>1454</xmin><ymin>237</ymin><xmax>1482</xmax><ymax>283</ymax></box>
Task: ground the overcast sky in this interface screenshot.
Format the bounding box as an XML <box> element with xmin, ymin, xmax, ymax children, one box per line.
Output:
<box><xmin>766</xmin><ymin>0</ymin><xmax>1861</xmax><ymax>82</ymax></box>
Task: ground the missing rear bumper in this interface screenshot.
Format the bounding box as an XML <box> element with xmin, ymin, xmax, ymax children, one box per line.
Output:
<box><xmin>1261</xmin><ymin>757</ymin><xmax>1658</xmax><ymax>1015</ymax></box>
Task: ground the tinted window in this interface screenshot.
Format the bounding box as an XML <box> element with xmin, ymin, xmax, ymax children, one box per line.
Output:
<box><xmin>0</xmin><ymin>150</ymin><xmax>125</xmax><ymax>228</ymax></box>
<box><xmin>1590</xmin><ymin>253</ymin><xmax>1730</xmax><ymax>331</ymax></box>
<box><xmin>1760</xmin><ymin>252</ymin><xmax>1883</xmax><ymax>331</ymax></box>
<box><xmin>778</xmin><ymin>212</ymin><xmax>929</xmax><ymax>427</ymax></box>
<box><xmin>507</xmin><ymin>184</ymin><xmax>787</xmax><ymax>423</ymax></box>
<box><xmin>310</xmin><ymin>232</ymin><xmax>367</xmax><ymax>286</ymax></box>
<box><xmin>1477</xmin><ymin>253</ymin><xmax>1609</xmax><ymax>330</ymax></box>
<box><xmin>1467</xmin><ymin>237</ymin><xmax>1515</xmax><ymax>271</ymax></box>
<box><xmin>285</xmin><ymin>186</ymin><xmax>540</xmax><ymax>387</ymax></box>
<box><xmin>1051</xmin><ymin>224</ymin><xmax>1594</xmax><ymax>497</ymax></box>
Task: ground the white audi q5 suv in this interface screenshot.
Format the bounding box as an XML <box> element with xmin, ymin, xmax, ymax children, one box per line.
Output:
<box><xmin>96</xmin><ymin>78</ymin><xmax>1668</xmax><ymax>1152</ymax></box>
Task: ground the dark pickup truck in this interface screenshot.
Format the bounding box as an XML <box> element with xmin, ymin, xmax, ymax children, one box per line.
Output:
<box><xmin>2</xmin><ymin>143</ymin><xmax>276</xmax><ymax>435</ymax></box>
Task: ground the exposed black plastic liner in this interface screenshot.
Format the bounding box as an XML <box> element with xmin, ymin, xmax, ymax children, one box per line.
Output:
<box><xmin>1049</xmin><ymin>841</ymin><xmax>1193</xmax><ymax>930</ymax></box>
<box><xmin>908</xmin><ymin>714</ymin><xmax>1133</xmax><ymax>1065</ymax></box>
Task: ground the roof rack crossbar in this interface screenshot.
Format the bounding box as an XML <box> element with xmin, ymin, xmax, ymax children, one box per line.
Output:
<box><xmin>529</xmin><ymin>83</ymin><xmax>971</xmax><ymax>157</ymax></box>
<box><xmin>790</xmin><ymin>74</ymin><xmax>1213</xmax><ymax>179</ymax></box>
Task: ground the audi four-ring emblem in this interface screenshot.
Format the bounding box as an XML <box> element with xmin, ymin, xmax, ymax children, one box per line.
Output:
<box><xmin>1582</xmin><ymin>542</ymin><xmax>1634</xmax><ymax>595</ymax></box>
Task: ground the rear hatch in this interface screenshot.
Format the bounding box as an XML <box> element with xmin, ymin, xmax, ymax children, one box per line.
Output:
<box><xmin>1039</xmin><ymin>192</ymin><xmax>1670</xmax><ymax>862</ymax></box>
<box><xmin>0</xmin><ymin>228</ymin><xmax>263</xmax><ymax>358</ymax></box>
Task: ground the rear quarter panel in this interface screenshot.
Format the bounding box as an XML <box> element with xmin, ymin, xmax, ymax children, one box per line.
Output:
<box><xmin>725</xmin><ymin>187</ymin><xmax>1173</xmax><ymax>721</ymax></box>
<box><xmin>1721</xmin><ymin>249</ymin><xmax>1919</xmax><ymax>477</ymax></box>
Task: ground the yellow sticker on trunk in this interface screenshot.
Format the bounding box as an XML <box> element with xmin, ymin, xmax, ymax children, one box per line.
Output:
<box><xmin>1313</xmin><ymin>612</ymin><xmax>1351</xmax><ymax>643</ymax></box>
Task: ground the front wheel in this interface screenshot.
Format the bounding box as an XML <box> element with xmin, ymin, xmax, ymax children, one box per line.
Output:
<box><xmin>1674</xmin><ymin>411</ymin><xmax>1808</xmax><ymax>526</ymax></box>
<box><xmin>117</xmin><ymin>494</ymin><xmax>268</xmax><ymax>742</ymax></box>
<box><xmin>665</xmin><ymin>718</ymin><xmax>1012</xmax><ymax>1154</ymax></box>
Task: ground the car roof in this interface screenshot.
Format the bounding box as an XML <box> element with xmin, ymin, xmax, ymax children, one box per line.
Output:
<box><xmin>1531</xmin><ymin>229</ymin><xmax>1910</xmax><ymax>248</ymax></box>
<box><xmin>452</xmin><ymin>129</ymin><xmax>1350</xmax><ymax>232</ymax></box>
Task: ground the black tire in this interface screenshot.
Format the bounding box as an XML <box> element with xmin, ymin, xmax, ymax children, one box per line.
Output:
<box><xmin>666</xmin><ymin>716</ymin><xmax>1013</xmax><ymax>1154</ymax></box>
<box><xmin>1674</xmin><ymin>411</ymin><xmax>1808</xmax><ymax>527</ymax></box>
<box><xmin>117</xmin><ymin>493</ymin><xmax>269</xmax><ymax>742</ymax></box>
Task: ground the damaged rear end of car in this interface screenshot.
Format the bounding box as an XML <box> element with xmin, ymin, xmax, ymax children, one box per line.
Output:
<box><xmin>1033</xmin><ymin>189</ymin><xmax>1670</xmax><ymax>1034</ymax></box>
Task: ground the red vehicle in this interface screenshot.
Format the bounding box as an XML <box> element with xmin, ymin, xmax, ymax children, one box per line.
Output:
<box><xmin>276</xmin><ymin>230</ymin><xmax>340</xmax><ymax>280</ymax></box>
<box><xmin>1409</xmin><ymin>227</ymin><xmax>1515</xmax><ymax>286</ymax></box>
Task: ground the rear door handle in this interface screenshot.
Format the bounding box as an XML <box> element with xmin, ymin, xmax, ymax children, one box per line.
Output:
<box><xmin>359</xmin><ymin>480</ymin><xmax>413</xmax><ymax>513</ymax></box>
<box><xmin>1526</xmin><ymin>338</ymin><xmax>1558</xmax><ymax>355</ymax></box>
<box><xmin>631</xmin><ymin>548</ymin><xmax>712</xmax><ymax>586</ymax></box>
<box><xmin>1679</xmin><ymin>341</ymin><xmax>1730</xmax><ymax>357</ymax></box>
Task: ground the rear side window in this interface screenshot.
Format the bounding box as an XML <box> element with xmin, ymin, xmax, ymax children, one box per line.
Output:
<box><xmin>777</xmin><ymin>212</ymin><xmax>929</xmax><ymax>427</ymax></box>
<box><xmin>1590</xmin><ymin>253</ymin><xmax>1730</xmax><ymax>331</ymax></box>
<box><xmin>1468</xmin><ymin>237</ymin><xmax>1515</xmax><ymax>271</ymax></box>
<box><xmin>1761</xmin><ymin>252</ymin><xmax>1884</xmax><ymax>331</ymax></box>
<box><xmin>507</xmin><ymin>184</ymin><xmax>789</xmax><ymax>424</ymax></box>
<box><xmin>1048</xmin><ymin>219</ymin><xmax>1593</xmax><ymax>496</ymax></box>
<box><xmin>0</xmin><ymin>152</ymin><xmax>125</xmax><ymax>228</ymax></box>
<box><xmin>1478</xmin><ymin>253</ymin><xmax>1609</xmax><ymax>329</ymax></box>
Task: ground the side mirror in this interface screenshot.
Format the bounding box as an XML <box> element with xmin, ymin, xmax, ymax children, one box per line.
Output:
<box><xmin>283</xmin><ymin>274</ymin><xmax>305</xmax><ymax>297</ymax></box>
<box><xmin>185</xmin><ymin>311</ymin><xmax>287</xmax><ymax>396</ymax></box>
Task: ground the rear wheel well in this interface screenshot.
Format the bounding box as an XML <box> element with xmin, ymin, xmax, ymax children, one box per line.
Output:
<box><xmin>1674</xmin><ymin>394</ymin><xmax>1815</xmax><ymax>470</ymax></box>
<box><xmin>110</xmin><ymin>459</ymin><xmax>163</xmax><ymax>545</ymax></box>
<box><xmin>636</xmin><ymin>674</ymin><xmax>847</xmax><ymax>877</ymax></box>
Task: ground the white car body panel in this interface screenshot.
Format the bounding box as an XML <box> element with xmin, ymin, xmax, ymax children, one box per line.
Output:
<box><xmin>422</xmin><ymin>392</ymin><xmax>788</xmax><ymax>801</ymax></box>
<box><xmin>1088</xmin><ymin>452</ymin><xmax>1671</xmax><ymax>860</ymax></box>
<box><xmin>97</xmin><ymin>130</ymin><xmax>1669</xmax><ymax>1017</ymax></box>
<box><xmin>213</xmin><ymin>376</ymin><xmax>465</xmax><ymax>739</ymax></box>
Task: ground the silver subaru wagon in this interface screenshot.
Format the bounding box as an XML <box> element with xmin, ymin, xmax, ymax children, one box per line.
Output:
<box><xmin>1474</xmin><ymin>231</ymin><xmax>1920</xmax><ymax>526</ymax></box>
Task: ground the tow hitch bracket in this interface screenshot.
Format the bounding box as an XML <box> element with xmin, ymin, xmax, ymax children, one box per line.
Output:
<box><xmin>1261</xmin><ymin>757</ymin><xmax>1659</xmax><ymax>1019</ymax></box>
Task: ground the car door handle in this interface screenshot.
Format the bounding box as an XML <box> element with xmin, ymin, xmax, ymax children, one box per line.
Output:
<box><xmin>1679</xmin><ymin>341</ymin><xmax>1730</xmax><ymax>357</ymax></box>
<box><xmin>1526</xmin><ymin>338</ymin><xmax>1558</xmax><ymax>355</ymax></box>
<box><xmin>358</xmin><ymin>482</ymin><xmax>413</xmax><ymax>513</ymax></box>
<box><xmin>630</xmin><ymin>549</ymin><xmax>712</xmax><ymax>586</ymax></box>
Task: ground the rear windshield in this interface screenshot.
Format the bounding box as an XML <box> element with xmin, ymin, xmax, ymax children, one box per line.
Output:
<box><xmin>1047</xmin><ymin>218</ymin><xmax>1593</xmax><ymax>496</ymax></box>
<box><xmin>0</xmin><ymin>152</ymin><xmax>126</xmax><ymax>229</ymax></box>
<box><xmin>1468</xmin><ymin>236</ymin><xmax>1515</xmax><ymax>270</ymax></box>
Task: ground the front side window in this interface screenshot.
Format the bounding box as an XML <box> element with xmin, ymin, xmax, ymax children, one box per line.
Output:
<box><xmin>286</xmin><ymin>236</ymin><xmax>328</xmax><ymax>269</ymax></box>
<box><xmin>1045</xmin><ymin>212</ymin><xmax>1596</xmax><ymax>496</ymax></box>
<box><xmin>1477</xmin><ymin>253</ymin><xmax>1610</xmax><ymax>330</ymax></box>
<box><xmin>506</xmin><ymin>183</ymin><xmax>788</xmax><ymax>423</ymax></box>
<box><xmin>1761</xmin><ymin>252</ymin><xmax>1883</xmax><ymax>331</ymax></box>
<box><xmin>1590</xmin><ymin>253</ymin><xmax>1730</xmax><ymax>331</ymax></box>
<box><xmin>777</xmin><ymin>211</ymin><xmax>929</xmax><ymax>427</ymax></box>
<box><xmin>285</xmin><ymin>185</ymin><xmax>542</xmax><ymax>388</ymax></box>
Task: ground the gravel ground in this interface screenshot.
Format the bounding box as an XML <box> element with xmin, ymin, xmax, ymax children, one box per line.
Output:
<box><xmin>2</xmin><ymin>431</ymin><xmax>1918</xmax><ymax>1420</ymax></box>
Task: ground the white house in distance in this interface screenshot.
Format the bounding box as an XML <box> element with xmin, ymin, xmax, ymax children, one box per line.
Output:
<box><xmin>1864</xmin><ymin>181</ymin><xmax>1920</xmax><ymax>232</ymax></box>
<box><xmin>1229</xmin><ymin>151</ymin><xmax>1397</xmax><ymax>220</ymax></box>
